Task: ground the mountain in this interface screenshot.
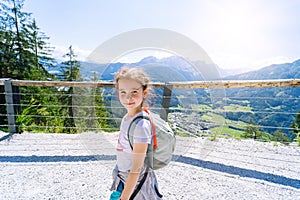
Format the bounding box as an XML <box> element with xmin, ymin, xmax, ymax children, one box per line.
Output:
<box><xmin>224</xmin><ymin>59</ymin><xmax>300</xmax><ymax>80</ymax></box>
<box><xmin>78</xmin><ymin>56</ymin><xmax>225</xmax><ymax>82</ymax></box>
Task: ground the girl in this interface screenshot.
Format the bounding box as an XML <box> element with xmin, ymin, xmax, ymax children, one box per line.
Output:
<box><xmin>110</xmin><ymin>67</ymin><xmax>162</xmax><ymax>200</ymax></box>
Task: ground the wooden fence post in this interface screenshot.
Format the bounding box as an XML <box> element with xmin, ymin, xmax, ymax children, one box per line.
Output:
<box><xmin>160</xmin><ymin>83</ymin><xmax>173</xmax><ymax>121</ymax></box>
<box><xmin>4</xmin><ymin>79</ymin><xmax>18</xmax><ymax>134</ymax></box>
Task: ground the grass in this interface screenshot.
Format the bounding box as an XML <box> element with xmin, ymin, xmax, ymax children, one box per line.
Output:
<box><xmin>222</xmin><ymin>104</ymin><xmax>253</xmax><ymax>113</ymax></box>
<box><xmin>201</xmin><ymin>112</ymin><xmax>247</xmax><ymax>140</ymax></box>
<box><xmin>210</xmin><ymin>126</ymin><xmax>245</xmax><ymax>140</ymax></box>
<box><xmin>191</xmin><ymin>104</ymin><xmax>212</xmax><ymax>112</ymax></box>
<box><xmin>201</xmin><ymin>112</ymin><xmax>225</xmax><ymax>124</ymax></box>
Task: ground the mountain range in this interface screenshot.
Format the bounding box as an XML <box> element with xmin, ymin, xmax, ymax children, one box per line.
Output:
<box><xmin>76</xmin><ymin>56</ymin><xmax>300</xmax><ymax>82</ymax></box>
<box><xmin>79</xmin><ymin>56</ymin><xmax>221</xmax><ymax>82</ymax></box>
<box><xmin>225</xmin><ymin>59</ymin><xmax>300</xmax><ymax>80</ymax></box>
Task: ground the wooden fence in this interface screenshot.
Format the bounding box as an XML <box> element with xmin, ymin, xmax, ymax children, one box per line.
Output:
<box><xmin>1</xmin><ymin>78</ymin><xmax>300</xmax><ymax>134</ymax></box>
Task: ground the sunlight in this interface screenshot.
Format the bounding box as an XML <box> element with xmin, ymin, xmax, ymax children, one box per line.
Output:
<box><xmin>213</xmin><ymin>2</ymin><xmax>259</xmax><ymax>48</ymax></box>
<box><xmin>202</xmin><ymin>1</ymin><xmax>272</xmax><ymax>70</ymax></box>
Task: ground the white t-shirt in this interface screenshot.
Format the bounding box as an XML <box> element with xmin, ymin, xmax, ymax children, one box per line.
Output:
<box><xmin>116</xmin><ymin>111</ymin><xmax>152</xmax><ymax>172</ymax></box>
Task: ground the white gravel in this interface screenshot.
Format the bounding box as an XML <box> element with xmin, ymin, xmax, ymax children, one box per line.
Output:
<box><xmin>0</xmin><ymin>131</ymin><xmax>299</xmax><ymax>200</ymax></box>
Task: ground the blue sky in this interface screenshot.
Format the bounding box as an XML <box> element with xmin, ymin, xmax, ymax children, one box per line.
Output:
<box><xmin>23</xmin><ymin>0</ymin><xmax>300</xmax><ymax>71</ymax></box>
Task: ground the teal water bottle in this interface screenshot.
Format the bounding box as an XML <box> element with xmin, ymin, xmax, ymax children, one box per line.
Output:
<box><xmin>110</xmin><ymin>190</ymin><xmax>121</xmax><ymax>200</ymax></box>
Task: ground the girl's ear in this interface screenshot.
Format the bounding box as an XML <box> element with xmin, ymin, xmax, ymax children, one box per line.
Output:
<box><xmin>143</xmin><ymin>88</ymin><xmax>148</xmax><ymax>98</ymax></box>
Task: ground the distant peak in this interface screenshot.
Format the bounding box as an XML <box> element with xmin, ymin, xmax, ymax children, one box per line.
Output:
<box><xmin>139</xmin><ymin>56</ymin><xmax>158</xmax><ymax>63</ymax></box>
<box><xmin>293</xmin><ymin>59</ymin><xmax>300</xmax><ymax>65</ymax></box>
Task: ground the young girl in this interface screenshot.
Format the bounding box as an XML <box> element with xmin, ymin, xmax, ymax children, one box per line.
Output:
<box><xmin>110</xmin><ymin>67</ymin><xmax>162</xmax><ymax>200</ymax></box>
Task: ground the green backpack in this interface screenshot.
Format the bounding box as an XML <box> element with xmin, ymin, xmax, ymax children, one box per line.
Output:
<box><xmin>128</xmin><ymin>109</ymin><xmax>176</xmax><ymax>170</ymax></box>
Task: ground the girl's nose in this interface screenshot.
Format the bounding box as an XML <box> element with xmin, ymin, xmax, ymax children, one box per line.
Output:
<box><xmin>126</xmin><ymin>93</ymin><xmax>132</xmax><ymax>99</ymax></box>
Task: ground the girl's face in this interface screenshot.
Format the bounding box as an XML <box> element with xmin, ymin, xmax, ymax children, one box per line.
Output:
<box><xmin>118</xmin><ymin>78</ymin><xmax>147</xmax><ymax>115</ymax></box>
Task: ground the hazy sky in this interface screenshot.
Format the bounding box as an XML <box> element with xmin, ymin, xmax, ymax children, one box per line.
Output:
<box><xmin>23</xmin><ymin>0</ymin><xmax>300</xmax><ymax>71</ymax></box>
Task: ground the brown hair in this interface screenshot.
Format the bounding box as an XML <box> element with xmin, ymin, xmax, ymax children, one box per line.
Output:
<box><xmin>114</xmin><ymin>67</ymin><xmax>150</xmax><ymax>91</ymax></box>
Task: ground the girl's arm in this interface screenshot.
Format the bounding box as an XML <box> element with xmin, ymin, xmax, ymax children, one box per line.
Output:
<box><xmin>120</xmin><ymin>142</ymin><xmax>148</xmax><ymax>200</ymax></box>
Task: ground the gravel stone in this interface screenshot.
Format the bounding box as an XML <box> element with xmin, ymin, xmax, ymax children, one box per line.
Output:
<box><xmin>0</xmin><ymin>132</ymin><xmax>299</xmax><ymax>199</ymax></box>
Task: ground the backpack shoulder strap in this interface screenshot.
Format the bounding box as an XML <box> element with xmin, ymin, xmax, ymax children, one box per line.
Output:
<box><xmin>144</xmin><ymin>109</ymin><xmax>157</xmax><ymax>149</ymax></box>
<box><xmin>127</xmin><ymin>115</ymin><xmax>150</xmax><ymax>150</ymax></box>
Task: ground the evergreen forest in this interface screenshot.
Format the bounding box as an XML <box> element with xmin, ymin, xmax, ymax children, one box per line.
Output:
<box><xmin>0</xmin><ymin>0</ymin><xmax>112</xmax><ymax>134</ymax></box>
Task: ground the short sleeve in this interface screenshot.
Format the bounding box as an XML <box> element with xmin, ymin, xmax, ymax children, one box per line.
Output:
<box><xmin>133</xmin><ymin>119</ymin><xmax>152</xmax><ymax>144</ymax></box>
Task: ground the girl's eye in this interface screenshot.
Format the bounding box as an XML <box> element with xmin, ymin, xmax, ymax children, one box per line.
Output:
<box><xmin>132</xmin><ymin>90</ymin><xmax>138</xmax><ymax>94</ymax></box>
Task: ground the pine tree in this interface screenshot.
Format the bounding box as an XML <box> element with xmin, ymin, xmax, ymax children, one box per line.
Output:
<box><xmin>243</xmin><ymin>118</ymin><xmax>259</xmax><ymax>139</ymax></box>
<box><xmin>2</xmin><ymin>0</ymin><xmax>32</xmax><ymax>78</ymax></box>
<box><xmin>0</xmin><ymin>0</ymin><xmax>53</xmax><ymax>79</ymax></box>
<box><xmin>26</xmin><ymin>19</ymin><xmax>56</xmax><ymax>80</ymax></box>
<box><xmin>91</xmin><ymin>72</ymin><xmax>112</xmax><ymax>132</ymax></box>
<box><xmin>273</xmin><ymin>129</ymin><xmax>291</xmax><ymax>144</ymax></box>
<box><xmin>59</xmin><ymin>46</ymin><xmax>82</xmax><ymax>133</ymax></box>
<box><xmin>0</xmin><ymin>0</ymin><xmax>19</xmax><ymax>78</ymax></box>
<box><xmin>291</xmin><ymin>111</ymin><xmax>300</xmax><ymax>145</ymax></box>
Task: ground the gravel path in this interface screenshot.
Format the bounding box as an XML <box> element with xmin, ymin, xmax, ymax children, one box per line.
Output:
<box><xmin>0</xmin><ymin>132</ymin><xmax>299</xmax><ymax>200</ymax></box>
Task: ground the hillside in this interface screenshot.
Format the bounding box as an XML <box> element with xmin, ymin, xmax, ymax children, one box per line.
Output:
<box><xmin>223</xmin><ymin>59</ymin><xmax>300</xmax><ymax>134</ymax></box>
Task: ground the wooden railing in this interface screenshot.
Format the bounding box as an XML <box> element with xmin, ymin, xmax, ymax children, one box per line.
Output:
<box><xmin>1</xmin><ymin>79</ymin><xmax>300</xmax><ymax>88</ymax></box>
